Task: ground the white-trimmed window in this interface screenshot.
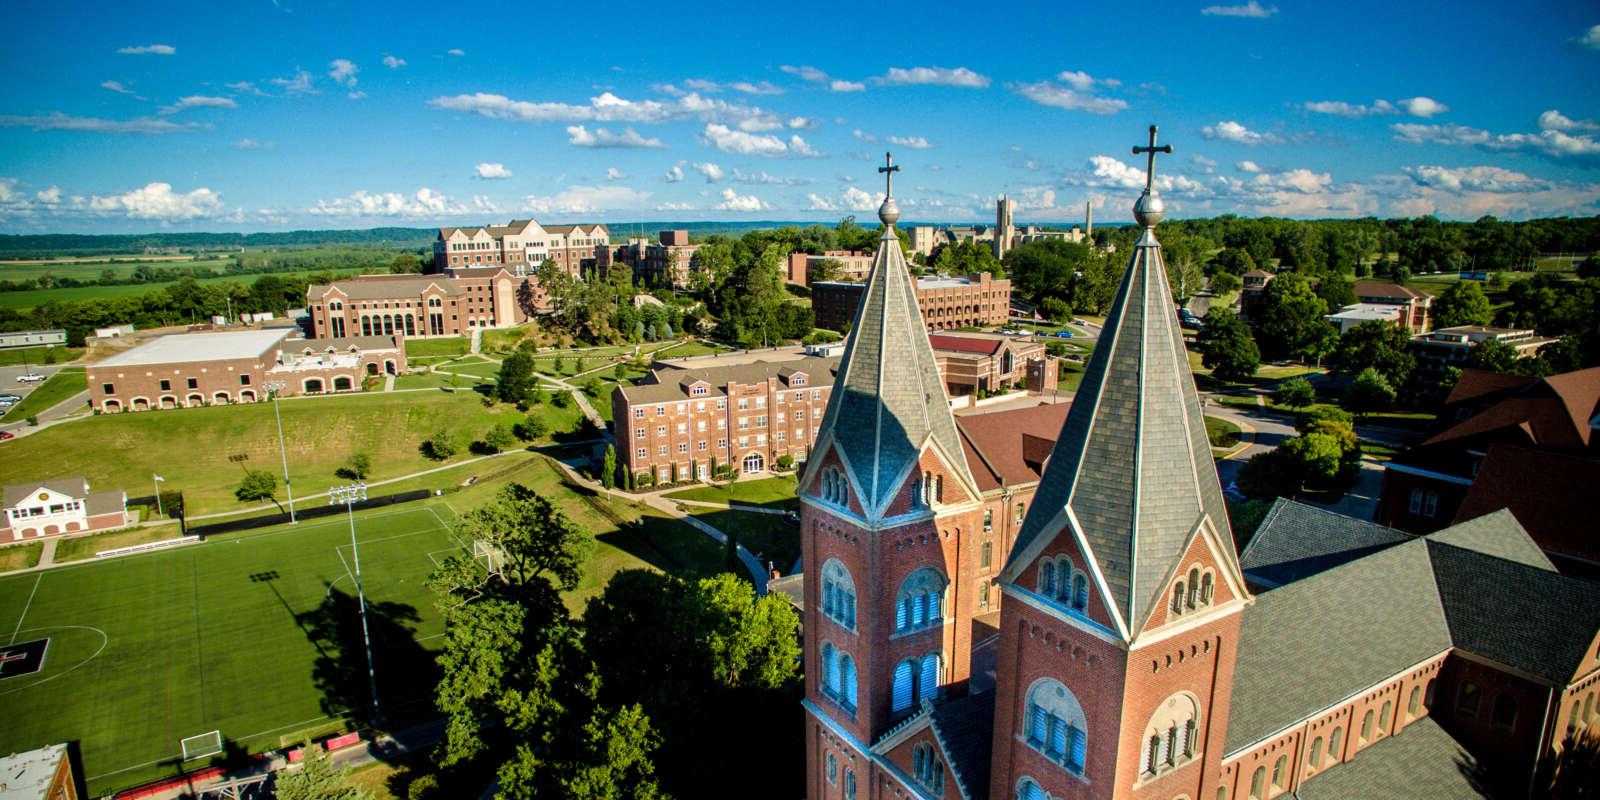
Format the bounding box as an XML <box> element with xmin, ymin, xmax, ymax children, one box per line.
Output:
<box><xmin>821</xmin><ymin>466</ymin><xmax>849</xmax><ymax>507</ymax></box>
<box><xmin>1038</xmin><ymin>555</ymin><xmax>1089</xmax><ymax>612</ymax></box>
<box><xmin>820</xmin><ymin>642</ymin><xmax>858</xmax><ymax>714</ymax></box>
<box><xmin>1170</xmin><ymin>564</ymin><xmax>1216</xmax><ymax>618</ymax></box>
<box><xmin>1016</xmin><ymin>777</ymin><xmax>1045</xmax><ymax>800</ymax></box>
<box><xmin>895</xmin><ymin>568</ymin><xmax>947</xmax><ymax>633</ymax></box>
<box><xmin>1141</xmin><ymin>692</ymin><xmax>1200</xmax><ymax>779</ymax></box>
<box><xmin>821</xmin><ymin>559</ymin><xmax>857</xmax><ymax>630</ymax></box>
<box><xmin>1025</xmin><ymin>678</ymin><xmax>1088</xmax><ymax>775</ymax></box>
<box><xmin>911</xmin><ymin>742</ymin><xmax>945</xmax><ymax>794</ymax></box>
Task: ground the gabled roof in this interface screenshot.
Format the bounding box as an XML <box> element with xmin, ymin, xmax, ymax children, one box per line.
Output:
<box><xmin>1444</xmin><ymin>368</ymin><xmax>1536</xmax><ymax>406</ymax></box>
<box><xmin>618</xmin><ymin>356</ymin><xmax>839</xmax><ymax>405</ymax></box>
<box><xmin>1294</xmin><ymin>717</ymin><xmax>1488</xmax><ymax>800</ymax></box>
<box><xmin>929</xmin><ymin>333</ymin><xmax>1004</xmax><ymax>356</ymax></box>
<box><xmin>813</xmin><ymin>220</ymin><xmax>975</xmax><ymax>516</ymax></box>
<box><xmin>1426</xmin><ymin>366</ymin><xmax>1600</xmax><ymax>451</ymax></box>
<box><xmin>929</xmin><ymin>693</ymin><xmax>995</xmax><ymax>800</ymax></box>
<box><xmin>1423</xmin><ymin>507</ymin><xmax>1554</xmax><ymax>571</ymax></box>
<box><xmin>1239</xmin><ymin>498</ymin><xmax>1410</xmax><ymax>587</ymax></box>
<box><xmin>954</xmin><ymin>403</ymin><xmax>1072</xmax><ymax>493</ymax></box>
<box><xmin>1354</xmin><ymin>281</ymin><xmax>1431</xmax><ymax>301</ymax></box>
<box><xmin>310</xmin><ymin>275</ymin><xmax>464</xmax><ymax>301</ymax></box>
<box><xmin>4</xmin><ymin>477</ymin><xmax>89</xmax><ymax>507</ymax></box>
<box><xmin>1003</xmin><ymin>221</ymin><xmax>1235</xmax><ymax>635</ymax></box>
<box><xmin>1453</xmin><ymin>444</ymin><xmax>1600</xmax><ymax>565</ymax></box>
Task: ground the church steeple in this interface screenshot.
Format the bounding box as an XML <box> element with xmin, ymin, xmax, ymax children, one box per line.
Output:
<box><xmin>809</xmin><ymin>152</ymin><xmax>976</xmax><ymax>519</ymax></box>
<box><xmin>1001</xmin><ymin>126</ymin><xmax>1242</xmax><ymax>639</ymax></box>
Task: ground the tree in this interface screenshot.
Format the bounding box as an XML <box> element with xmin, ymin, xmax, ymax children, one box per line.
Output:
<box><xmin>808</xmin><ymin>258</ymin><xmax>843</xmax><ymax>284</ymax></box>
<box><xmin>1197</xmin><ymin>309</ymin><xmax>1260</xmax><ymax>383</ymax></box>
<box><xmin>1466</xmin><ymin>338</ymin><xmax>1519</xmax><ymax>373</ymax></box>
<box><xmin>1334</xmin><ymin>320</ymin><xmax>1416</xmax><ymax>388</ymax></box>
<box><xmin>275</xmin><ymin>739</ymin><xmax>375</xmax><ymax>800</ymax></box>
<box><xmin>1314</xmin><ymin>274</ymin><xmax>1356</xmax><ymax>311</ymax></box>
<box><xmin>1255</xmin><ymin>274</ymin><xmax>1334</xmax><ymax>361</ymax></box>
<box><xmin>234</xmin><ymin>469</ymin><xmax>278</xmax><ymax>507</ymax></box>
<box><xmin>1432</xmin><ymin>281</ymin><xmax>1494</xmax><ymax>328</ymax></box>
<box><xmin>483</xmin><ymin>424</ymin><xmax>516</xmax><ymax>454</ymax></box>
<box><xmin>390</xmin><ymin>253</ymin><xmax>423</xmax><ymax>274</ymax></box>
<box><xmin>1211</xmin><ymin>247</ymin><xmax>1257</xmax><ymax>277</ymax></box>
<box><xmin>601</xmin><ymin>445</ymin><xmax>617</xmax><ymax>490</ymax></box>
<box><xmin>1209</xmin><ymin>270</ymin><xmax>1242</xmax><ymax>295</ymax></box>
<box><xmin>337</xmin><ymin>453</ymin><xmax>371</xmax><ymax>480</ymax></box>
<box><xmin>1346</xmin><ymin>367</ymin><xmax>1397</xmax><ymax>415</ymax></box>
<box><xmin>1272</xmin><ymin>377</ymin><xmax>1316</xmax><ymax>410</ymax></box>
<box><xmin>497</xmin><ymin>351</ymin><xmax>538</xmax><ymax>405</ymax></box>
<box><xmin>1393</xmin><ymin>265</ymin><xmax>1412</xmax><ymax>285</ymax></box>
<box><xmin>514</xmin><ymin>413</ymin><xmax>550</xmax><ymax>441</ymax></box>
<box><xmin>423</xmin><ymin>429</ymin><xmax>458</xmax><ymax>461</ymax></box>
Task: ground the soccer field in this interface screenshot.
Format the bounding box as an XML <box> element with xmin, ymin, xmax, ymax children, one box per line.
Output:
<box><xmin>0</xmin><ymin>506</ymin><xmax>464</xmax><ymax>796</ymax></box>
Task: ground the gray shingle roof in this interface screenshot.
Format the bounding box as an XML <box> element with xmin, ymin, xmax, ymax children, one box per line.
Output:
<box><xmin>1004</xmin><ymin>229</ymin><xmax>1234</xmax><ymax>633</ymax></box>
<box><xmin>1227</xmin><ymin>539</ymin><xmax>1453</xmax><ymax>753</ymax></box>
<box><xmin>617</xmin><ymin>356</ymin><xmax>839</xmax><ymax>405</ymax></box>
<box><xmin>1423</xmin><ymin>508</ymin><xmax>1554</xmax><ymax>572</ymax></box>
<box><xmin>1295</xmin><ymin>717</ymin><xmax>1490</xmax><ymax>800</ymax></box>
<box><xmin>813</xmin><ymin>228</ymin><xmax>974</xmax><ymax>515</ymax></box>
<box><xmin>1239</xmin><ymin>499</ymin><xmax>1410</xmax><ymax>587</ymax></box>
<box><xmin>4</xmin><ymin>477</ymin><xmax>90</xmax><ymax>507</ymax></box>
<box><xmin>929</xmin><ymin>692</ymin><xmax>995</xmax><ymax>800</ymax></box>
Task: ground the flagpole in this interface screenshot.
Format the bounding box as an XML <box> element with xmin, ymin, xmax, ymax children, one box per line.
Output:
<box><xmin>153</xmin><ymin>474</ymin><xmax>163</xmax><ymax>517</ymax></box>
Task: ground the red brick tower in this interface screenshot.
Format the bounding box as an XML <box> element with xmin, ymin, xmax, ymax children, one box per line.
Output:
<box><xmin>801</xmin><ymin>154</ymin><xmax>991</xmax><ymax>799</ymax></box>
<box><xmin>987</xmin><ymin>127</ymin><xmax>1253</xmax><ymax>800</ymax></box>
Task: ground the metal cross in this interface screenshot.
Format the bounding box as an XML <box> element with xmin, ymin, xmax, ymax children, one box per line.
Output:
<box><xmin>878</xmin><ymin>151</ymin><xmax>900</xmax><ymax>197</ymax></box>
<box><xmin>1131</xmin><ymin>125</ymin><xmax>1173</xmax><ymax>193</ymax></box>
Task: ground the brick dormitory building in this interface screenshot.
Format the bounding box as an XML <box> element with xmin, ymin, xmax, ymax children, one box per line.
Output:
<box><xmin>785</xmin><ymin>160</ymin><xmax>1597</xmax><ymax>800</ymax></box>
<box><xmin>87</xmin><ymin>328</ymin><xmax>405</xmax><ymax>412</ymax></box>
<box><xmin>431</xmin><ymin>218</ymin><xmax>609</xmax><ymax>276</ymax></box>
<box><xmin>812</xmin><ymin>271</ymin><xmax>1011</xmax><ymax>332</ymax></box>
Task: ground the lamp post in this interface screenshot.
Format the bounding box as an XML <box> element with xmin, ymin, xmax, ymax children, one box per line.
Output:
<box><xmin>262</xmin><ymin>381</ymin><xmax>296</xmax><ymax>523</ymax></box>
<box><xmin>329</xmin><ymin>481</ymin><xmax>380</xmax><ymax>723</ymax></box>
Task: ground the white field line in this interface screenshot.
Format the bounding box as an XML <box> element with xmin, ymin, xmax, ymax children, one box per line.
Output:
<box><xmin>9</xmin><ymin>573</ymin><xmax>42</xmax><ymax>645</ymax></box>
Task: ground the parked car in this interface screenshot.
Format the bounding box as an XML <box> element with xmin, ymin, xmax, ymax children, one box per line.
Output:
<box><xmin>1054</xmin><ymin>331</ymin><xmax>1074</xmax><ymax>338</ymax></box>
<box><xmin>16</xmin><ymin>373</ymin><xmax>45</xmax><ymax>383</ymax></box>
<box><xmin>0</xmin><ymin>431</ymin><xmax>14</xmax><ymax>441</ymax></box>
<box><xmin>0</xmin><ymin>393</ymin><xmax>20</xmax><ymax>402</ymax></box>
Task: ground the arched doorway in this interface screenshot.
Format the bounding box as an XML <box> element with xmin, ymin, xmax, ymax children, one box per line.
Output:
<box><xmin>213</xmin><ymin>392</ymin><xmax>230</xmax><ymax>404</ymax></box>
<box><xmin>160</xmin><ymin>396</ymin><xmax>177</xmax><ymax>409</ymax></box>
<box><xmin>239</xmin><ymin>390</ymin><xmax>257</xmax><ymax>403</ymax></box>
<box><xmin>303</xmin><ymin>378</ymin><xmax>324</xmax><ymax>394</ymax></box>
<box><xmin>131</xmin><ymin>397</ymin><xmax>150</xmax><ymax>411</ymax></box>
<box><xmin>333</xmin><ymin>376</ymin><xmax>353</xmax><ymax>391</ymax></box>
<box><xmin>103</xmin><ymin>399</ymin><xmax>122</xmax><ymax>413</ymax></box>
<box><xmin>384</xmin><ymin>359</ymin><xmax>397</xmax><ymax>375</ymax></box>
<box><xmin>366</xmin><ymin>362</ymin><xmax>379</xmax><ymax>376</ymax></box>
<box><xmin>742</xmin><ymin>453</ymin><xmax>765</xmax><ymax>474</ymax></box>
<box><xmin>186</xmin><ymin>393</ymin><xmax>204</xmax><ymax>407</ymax></box>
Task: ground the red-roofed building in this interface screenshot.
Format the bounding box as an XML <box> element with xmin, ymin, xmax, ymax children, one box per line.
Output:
<box><xmin>1378</xmin><ymin>365</ymin><xmax>1600</xmax><ymax>540</ymax></box>
<box><xmin>1354</xmin><ymin>281</ymin><xmax>1434</xmax><ymax>333</ymax></box>
<box><xmin>928</xmin><ymin>332</ymin><xmax>1055</xmax><ymax>397</ymax></box>
<box><xmin>1453</xmin><ymin>445</ymin><xmax>1600</xmax><ymax>577</ymax></box>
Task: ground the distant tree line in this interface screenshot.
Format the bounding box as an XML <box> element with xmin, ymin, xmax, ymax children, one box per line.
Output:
<box><xmin>0</xmin><ymin>248</ymin><xmax>420</xmax><ymax>292</ymax></box>
<box><xmin>0</xmin><ymin>226</ymin><xmax>435</xmax><ymax>258</ymax></box>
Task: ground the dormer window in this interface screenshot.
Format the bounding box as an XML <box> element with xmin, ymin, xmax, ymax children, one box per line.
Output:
<box><xmin>821</xmin><ymin>467</ymin><xmax>848</xmax><ymax>507</ymax></box>
<box><xmin>1170</xmin><ymin>564</ymin><xmax>1215</xmax><ymax>617</ymax></box>
<box><xmin>691</xmin><ymin>385</ymin><xmax>708</xmax><ymax>396</ymax></box>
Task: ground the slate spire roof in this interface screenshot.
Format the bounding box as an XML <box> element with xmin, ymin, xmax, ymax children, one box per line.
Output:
<box><xmin>811</xmin><ymin>153</ymin><xmax>974</xmax><ymax>518</ymax></box>
<box><xmin>1002</xmin><ymin>127</ymin><xmax>1236</xmax><ymax>636</ymax></box>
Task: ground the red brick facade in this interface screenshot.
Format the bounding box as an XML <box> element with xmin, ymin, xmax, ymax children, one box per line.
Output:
<box><xmin>813</xmin><ymin>272</ymin><xmax>1012</xmax><ymax>333</ymax></box>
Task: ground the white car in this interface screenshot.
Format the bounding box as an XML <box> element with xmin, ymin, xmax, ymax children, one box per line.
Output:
<box><xmin>16</xmin><ymin>373</ymin><xmax>45</xmax><ymax>383</ymax></box>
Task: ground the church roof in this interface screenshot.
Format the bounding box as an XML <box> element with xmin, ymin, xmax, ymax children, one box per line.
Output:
<box><xmin>929</xmin><ymin>692</ymin><xmax>995</xmax><ymax>800</ymax></box>
<box><xmin>1002</xmin><ymin>187</ymin><xmax>1234</xmax><ymax>634</ymax></box>
<box><xmin>812</xmin><ymin>165</ymin><xmax>975</xmax><ymax>516</ymax></box>
<box><xmin>1294</xmin><ymin>717</ymin><xmax>1489</xmax><ymax>800</ymax></box>
<box><xmin>1239</xmin><ymin>499</ymin><xmax>1409</xmax><ymax>587</ymax></box>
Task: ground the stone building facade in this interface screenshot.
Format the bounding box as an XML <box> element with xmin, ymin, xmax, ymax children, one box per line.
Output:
<box><xmin>813</xmin><ymin>272</ymin><xmax>1011</xmax><ymax>332</ymax></box>
<box><xmin>306</xmin><ymin>272</ymin><xmax>528</xmax><ymax>339</ymax></box>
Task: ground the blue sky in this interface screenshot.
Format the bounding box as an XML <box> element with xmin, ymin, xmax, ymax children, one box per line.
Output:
<box><xmin>2</xmin><ymin>0</ymin><xmax>1598</xmax><ymax>232</ymax></box>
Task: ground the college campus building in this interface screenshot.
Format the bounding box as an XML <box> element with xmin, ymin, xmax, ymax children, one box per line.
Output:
<box><xmin>787</xmin><ymin>250</ymin><xmax>874</xmax><ymax>286</ymax></box>
<box><xmin>612</xmin><ymin>230</ymin><xmax>705</xmax><ymax>289</ymax></box>
<box><xmin>86</xmin><ymin>328</ymin><xmax>406</xmax><ymax>413</ymax></box>
<box><xmin>430</xmin><ymin>218</ymin><xmax>609</xmax><ymax>276</ymax></box>
<box><xmin>929</xmin><ymin>332</ymin><xmax>1054</xmax><ymax>397</ymax></box>
<box><xmin>306</xmin><ymin>272</ymin><xmax>532</xmax><ymax>339</ymax></box>
<box><xmin>1353</xmin><ymin>281</ymin><xmax>1433</xmax><ymax>333</ymax></box>
<box><xmin>0</xmin><ymin>329</ymin><xmax>67</xmax><ymax>349</ymax></box>
<box><xmin>812</xmin><ymin>272</ymin><xmax>1011</xmax><ymax>332</ymax></box>
<box><xmin>795</xmin><ymin>152</ymin><xmax>1596</xmax><ymax>800</ymax></box>
<box><xmin>3</xmin><ymin>477</ymin><xmax>128</xmax><ymax>541</ymax></box>
<box><xmin>1408</xmin><ymin>325</ymin><xmax>1556</xmax><ymax>384</ymax></box>
<box><xmin>0</xmin><ymin>743</ymin><xmax>81</xmax><ymax>799</ymax></box>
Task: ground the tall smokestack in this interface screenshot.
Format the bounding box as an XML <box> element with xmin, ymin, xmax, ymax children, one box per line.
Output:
<box><xmin>1085</xmin><ymin>201</ymin><xmax>1093</xmax><ymax>239</ymax></box>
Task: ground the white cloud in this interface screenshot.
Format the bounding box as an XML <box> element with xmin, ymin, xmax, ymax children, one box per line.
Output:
<box><xmin>1236</xmin><ymin>160</ymin><xmax>1262</xmax><ymax>173</ymax></box>
<box><xmin>605</xmin><ymin>167</ymin><xmax>626</xmax><ymax>181</ymax></box>
<box><xmin>1404</xmin><ymin>165</ymin><xmax>1548</xmax><ymax>193</ymax></box>
<box><xmin>1578</xmin><ymin>24</ymin><xmax>1600</xmax><ymax>50</ymax></box>
<box><xmin>525</xmin><ymin>185</ymin><xmax>651</xmax><ymax>214</ymax></box>
<box><xmin>234</xmin><ymin>138</ymin><xmax>266</xmax><ymax>149</ymax></box>
<box><xmin>226</xmin><ymin>81</ymin><xmax>265</xmax><ymax>95</ymax></box>
<box><xmin>655</xmin><ymin>201</ymin><xmax>695</xmax><ymax>211</ymax></box>
<box><xmin>347</xmin><ymin>91</ymin><xmax>366</xmax><ymax>100</ymax></box>
<box><xmin>35</xmin><ymin>186</ymin><xmax>60</xmax><ymax>204</ymax></box>
<box><xmin>447</xmin><ymin>48</ymin><xmax>465</xmax><ymax>56</ymax></box>
<box><xmin>692</xmin><ymin>162</ymin><xmax>724</xmax><ymax>182</ymax></box>
<box><xmin>117</xmin><ymin>44</ymin><xmax>176</xmax><ymax>55</ymax></box>
<box><xmin>383</xmin><ymin>55</ymin><xmax>406</xmax><ymax>69</ymax></box>
<box><xmin>1200</xmin><ymin>2</ymin><xmax>1277</xmax><ymax>18</ymax></box>
<box><xmin>1538</xmin><ymin>109</ymin><xmax>1598</xmax><ymax>132</ymax></box>
<box><xmin>732</xmin><ymin>169</ymin><xmax>800</xmax><ymax>185</ymax></box>
<box><xmin>0</xmin><ymin>112</ymin><xmax>204</xmax><ymax>135</ymax></box>
<box><xmin>880</xmin><ymin>66</ymin><xmax>991</xmax><ymax>88</ymax></box>
<box><xmin>310</xmin><ymin>187</ymin><xmax>468</xmax><ymax>218</ymax></box>
<box><xmin>1398</xmin><ymin>96</ymin><xmax>1447</xmax><ymax>118</ymax></box>
<box><xmin>271</xmin><ymin>69</ymin><xmax>317</xmax><ymax>95</ymax></box>
<box><xmin>730</xmin><ymin>81</ymin><xmax>783</xmax><ymax>95</ymax></box>
<box><xmin>700</xmin><ymin>123</ymin><xmax>820</xmax><ymax>158</ymax></box>
<box><xmin>1014</xmin><ymin>81</ymin><xmax>1128</xmax><ymax>115</ymax></box>
<box><xmin>429</xmin><ymin>90</ymin><xmax>790</xmax><ymax>132</ymax></box>
<box><xmin>853</xmin><ymin>129</ymin><xmax>878</xmax><ymax>143</ymax></box>
<box><xmin>664</xmin><ymin>165</ymin><xmax>685</xmax><ymax>182</ymax></box>
<box><xmin>806</xmin><ymin>193</ymin><xmax>839</xmax><ymax>212</ymax></box>
<box><xmin>886</xmin><ymin>135</ymin><xmax>933</xmax><ymax>149</ymax></box>
<box><xmin>1392</xmin><ymin>115</ymin><xmax>1600</xmax><ymax>161</ymax></box>
<box><xmin>830</xmin><ymin>80</ymin><xmax>865</xmax><ymax>92</ymax></box>
<box><xmin>565</xmin><ymin>125</ymin><xmax>665</xmax><ymax>148</ymax></box>
<box><xmin>1201</xmin><ymin>120</ymin><xmax>1282</xmax><ymax>145</ymax></box>
<box><xmin>328</xmin><ymin>59</ymin><xmax>359</xmax><ymax>88</ymax></box>
<box><xmin>715</xmin><ymin>187</ymin><xmax>769</xmax><ymax>211</ymax></box>
<box><xmin>1192</xmin><ymin>155</ymin><xmax>1218</xmax><ymax>173</ymax></box>
<box><xmin>472</xmin><ymin>195</ymin><xmax>501</xmax><ymax>215</ymax></box>
<box><xmin>1017</xmin><ymin>187</ymin><xmax>1056</xmax><ymax>210</ymax></box>
<box><xmin>787</xmin><ymin>135</ymin><xmax>822</xmax><ymax>158</ymax></box>
<box><xmin>100</xmin><ymin>80</ymin><xmax>139</xmax><ymax>96</ymax></box>
<box><xmin>474</xmin><ymin>162</ymin><xmax>513</xmax><ymax>179</ymax></box>
<box><xmin>1077</xmin><ymin>155</ymin><xmax>1209</xmax><ymax>195</ymax></box>
<box><xmin>158</xmin><ymin>95</ymin><xmax>237</xmax><ymax>115</ymax></box>
<box><xmin>809</xmin><ymin>187</ymin><xmax>883</xmax><ymax>212</ymax></box>
<box><xmin>1303</xmin><ymin>99</ymin><xmax>1396</xmax><ymax>118</ymax></box>
<box><xmin>89</xmin><ymin>182</ymin><xmax>222</xmax><ymax>220</ymax></box>
<box><xmin>780</xmin><ymin>65</ymin><xmax>829</xmax><ymax>83</ymax></box>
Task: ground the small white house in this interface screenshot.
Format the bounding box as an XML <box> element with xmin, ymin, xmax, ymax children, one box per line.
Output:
<box><xmin>2</xmin><ymin>477</ymin><xmax>129</xmax><ymax>541</ymax></box>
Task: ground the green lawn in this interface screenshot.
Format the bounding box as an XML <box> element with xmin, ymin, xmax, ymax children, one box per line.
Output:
<box><xmin>0</xmin><ymin>270</ymin><xmax>365</xmax><ymax>312</ymax></box>
<box><xmin>663</xmin><ymin>476</ymin><xmax>798</xmax><ymax>509</ymax></box>
<box><xmin>1057</xmin><ymin>358</ymin><xmax>1088</xmax><ymax>393</ymax></box>
<box><xmin>689</xmin><ymin>509</ymin><xmax>800</xmax><ymax>572</ymax></box>
<box><xmin>650</xmin><ymin>340</ymin><xmax>727</xmax><ymax>360</ymax></box>
<box><xmin>442</xmin><ymin>361</ymin><xmax>503</xmax><ymax>380</ymax></box>
<box><xmin>1204</xmin><ymin>415</ymin><xmax>1242</xmax><ymax>449</ymax></box>
<box><xmin>1</xmin><ymin>367</ymin><xmax>86</xmax><ymax>422</ymax></box>
<box><xmin>0</xmin><ymin>346</ymin><xmax>83</xmax><ymax>366</ymax></box>
<box><xmin>0</xmin><ymin>389</ymin><xmax>580</xmax><ymax>516</ymax></box>
<box><xmin>0</xmin><ymin>541</ymin><xmax>43</xmax><ymax>571</ymax></box>
<box><xmin>53</xmin><ymin>524</ymin><xmax>187</xmax><ymax>563</ymax></box>
<box><xmin>403</xmin><ymin>337</ymin><xmax>469</xmax><ymax>358</ymax></box>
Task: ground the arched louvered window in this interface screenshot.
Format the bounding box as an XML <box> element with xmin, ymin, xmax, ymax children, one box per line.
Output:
<box><xmin>1024</xmin><ymin>678</ymin><xmax>1088</xmax><ymax>775</ymax></box>
<box><xmin>893</xmin><ymin>660</ymin><xmax>915</xmax><ymax>713</ymax></box>
<box><xmin>821</xmin><ymin>559</ymin><xmax>856</xmax><ymax>630</ymax></box>
<box><xmin>840</xmin><ymin>653</ymin><xmax>857</xmax><ymax>712</ymax></box>
<box><xmin>1200</xmin><ymin>571</ymin><xmax>1214</xmax><ymax>604</ymax></box>
<box><xmin>1072</xmin><ymin>574</ymin><xmax>1088</xmax><ymax>610</ymax></box>
<box><xmin>895</xmin><ymin>568</ymin><xmax>947</xmax><ymax>633</ymax></box>
<box><xmin>1187</xmin><ymin>568</ymin><xmax>1201</xmax><ymax>608</ymax></box>
<box><xmin>912</xmin><ymin>742</ymin><xmax>944</xmax><ymax>794</ymax></box>
<box><xmin>892</xmin><ymin>653</ymin><xmax>941</xmax><ymax>713</ymax></box>
<box><xmin>1141</xmin><ymin>692</ymin><xmax>1201</xmax><ymax>779</ymax></box>
<box><xmin>1016</xmin><ymin>778</ymin><xmax>1045</xmax><ymax>800</ymax></box>
<box><xmin>821</xmin><ymin>643</ymin><xmax>838</xmax><ymax>696</ymax></box>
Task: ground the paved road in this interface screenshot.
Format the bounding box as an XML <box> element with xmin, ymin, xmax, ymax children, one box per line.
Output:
<box><xmin>0</xmin><ymin>362</ymin><xmax>76</xmax><ymax>431</ymax></box>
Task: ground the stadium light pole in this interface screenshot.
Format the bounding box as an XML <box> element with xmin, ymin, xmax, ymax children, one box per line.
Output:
<box><xmin>330</xmin><ymin>481</ymin><xmax>380</xmax><ymax>724</ymax></box>
<box><xmin>263</xmin><ymin>381</ymin><xmax>296</xmax><ymax>523</ymax></box>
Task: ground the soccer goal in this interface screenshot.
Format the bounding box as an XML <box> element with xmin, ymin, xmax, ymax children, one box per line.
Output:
<box><xmin>472</xmin><ymin>539</ymin><xmax>506</xmax><ymax>576</ymax></box>
<box><xmin>181</xmin><ymin>730</ymin><xmax>224</xmax><ymax>762</ymax></box>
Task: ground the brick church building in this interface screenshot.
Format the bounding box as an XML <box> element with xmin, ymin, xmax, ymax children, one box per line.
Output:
<box><xmin>796</xmin><ymin>141</ymin><xmax>1599</xmax><ymax>800</ymax></box>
